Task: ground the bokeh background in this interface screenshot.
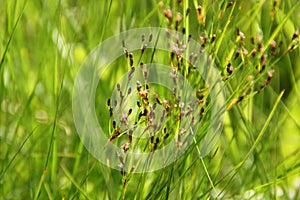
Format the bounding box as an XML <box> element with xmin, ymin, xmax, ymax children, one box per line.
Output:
<box><xmin>0</xmin><ymin>0</ymin><xmax>300</xmax><ymax>199</ymax></box>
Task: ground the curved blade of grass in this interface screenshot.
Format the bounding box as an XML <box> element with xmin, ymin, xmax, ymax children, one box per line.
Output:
<box><xmin>0</xmin><ymin>126</ymin><xmax>37</xmax><ymax>180</ymax></box>
<box><xmin>264</xmin><ymin>1</ymin><xmax>300</xmax><ymax>50</ymax></box>
<box><xmin>235</xmin><ymin>90</ymin><xmax>284</xmax><ymax>169</ymax></box>
<box><xmin>0</xmin><ymin>0</ymin><xmax>27</xmax><ymax>72</ymax></box>
<box><xmin>189</xmin><ymin>124</ymin><xmax>217</xmax><ymax>194</ymax></box>
<box><xmin>236</xmin><ymin>0</ymin><xmax>266</xmax><ymax>30</ymax></box>
<box><xmin>212</xmin><ymin>1</ymin><xmax>236</xmax><ymax>64</ymax></box>
<box><xmin>139</xmin><ymin>2</ymin><xmax>161</xmax><ymax>27</ymax></box>
<box><xmin>43</xmin><ymin>182</ymin><xmax>54</xmax><ymax>200</ymax></box>
<box><xmin>60</xmin><ymin>163</ymin><xmax>91</xmax><ymax>200</ymax></box>
<box><xmin>215</xmin><ymin>90</ymin><xmax>285</xmax><ymax>197</ymax></box>
<box><xmin>70</xmin><ymin>163</ymin><xmax>96</xmax><ymax>200</ymax></box>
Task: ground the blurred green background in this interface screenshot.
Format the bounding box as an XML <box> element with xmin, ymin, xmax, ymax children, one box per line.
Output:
<box><xmin>0</xmin><ymin>0</ymin><xmax>300</xmax><ymax>199</ymax></box>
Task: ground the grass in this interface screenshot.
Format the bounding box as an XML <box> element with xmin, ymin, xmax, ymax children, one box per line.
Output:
<box><xmin>1</xmin><ymin>0</ymin><xmax>300</xmax><ymax>199</ymax></box>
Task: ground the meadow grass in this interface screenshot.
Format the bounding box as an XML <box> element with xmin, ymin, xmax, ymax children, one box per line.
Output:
<box><xmin>0</xmin><ymin>0</ymin><xmax>300</xmax><ymax>199</ymax></box>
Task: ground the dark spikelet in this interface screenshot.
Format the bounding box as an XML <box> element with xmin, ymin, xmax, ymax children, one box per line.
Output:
<box><xmin>211</xmin><ymin>34</ymin><xmax>216</xmax><ymax>43</ymax></box>
<box><xmin>149</xmin><ymin>34</ymin><xmax>153</xmax><ymax>42</ymax></box>
<box><xmin>189</xmin><ymin>53</ymin><xmax>194</xmax><ymax>64</ymax></box>
<box><xmin>234</xmin><ymin>51</ymin><xmax>240</xmax><ymax>60</ymax></box>
<box><xmin>197</xmin><ymin>5</ymin><xmax>202</xmax><ymax>14</ymax></box>
<box><xmin>257</xmin><ymin>69</ymin><xmax>275</xmax><ymax>93</ymax></box>
<box><xmin>292</xmin><ymin>30</ymin><xmax>299</xmax><ymax>41</ymax></box>
<box><xmin>129</xmin><ymin>53</ymin><xmax>134</xmax><ymax>66</ymax></box>
<box><xmin>278</xmin><ymin>41</ymin><xmax>283</xmax><ymax>48</ymax></box>
<box><xmin>141</xmin><ymin>44</ymin><xmax>147</xmax><ymax>54</ymax></box>
<box><xmin>129</xmin><ymin>130</ymin><xmax>133</xmax><ymax>143</ymax></box>
<box><xmin>128</xmin><ymin>67</ymin><xmax>135</xmax><ymax>81</ymax></box>
<box><xmin>110</xmin><ymin>130</ymin><xmax>120</xmax><ymax>141</ymax></box>
<box><xmin>260</xmin><ymin>54</ymin><xmax>266</xmax><ymax>66</ymax></box>
<box><xmin>138</xmin><ymin>110</ymin><xmax>143</xmax><ymax>120</ymax></box>
<box><xmin>107</xmin><ymin>98</ymin><xmax>111</xmax><ymax>107</ymax></box>
<box><xmin>120</xmin><ymin>169</ymin><xmax>126</xmax><ymax>176</ymax></box>
<box><xmin>155</xmin><ymin>93</ymin><xmax>162</xmax><ymax>105</ymax></box>
<box><xmin>150</xmin><ymin>135</ymin><xmax>154</xmax><ymax>143</ymax></box>
<box><xmin>136</xmin><ymin>81</ymin><xmax>142</xmax><ymax>91</ymax></box>
<box><xmin>237</xmin><ymin>94</ymin><xmax>244</xmax><ymax>103</ymax></box>
<box><xmin>250</xmin><ymin>37</ymin><xmax>255</xmax><ymax>45</ymax></box>
<box><xmin>290</xmin><ymin>44</ymin><xmax>295</xmax><ymax>51</ymax></box>
<box><xmin>110</xmin><ymin>107</ymin><xmax>113</xmax><ymax>117</ymax></box>
<box><xmin>270</xmin><ymin>40</ymin><xmax>276</xmax><ymax>56</ymax></box>
<box><xmin>186</xmin><ymin>7</ymin><xmax>190</xmax><ymax>16</ymax></box>
<box><xmin>193</xmin><ymin>54</ymin><xmax>198</xmax><ymax>64</ymax></box>
<box><xmin>144</xmin><ymin>71</ymin><xmax>148</xmax><ymax>80</ymax></box>
<box><xmin>200</xmin><ymin>106</ymin><xmax>205</xmax><ymax>116</ymax></box>
<box><xmin>156</xmin><ymin>137</ymin><xmax>159</xmax><ymax>143</ymax></box>
<box><xmin>128</xmin><ymin>87</ymin><xmax>132</xmax><ymax>95</ymax></box>
<box><xmin>211</xmin><ymin>147</ymin><xmax>219</xmax><ymax>160</ymax></box>
<box><xmin>251</xmin><ymin>49</ymin><xmax>257</xmax><ymax>57</ymax></box>
<box><xmin>153</xmin><ymin>142</ymin><xmax>158</xmax><ymax>150</ymax></box>
<box><xmin>165</xmin><ymin>30</ymin><xmax>170</xmax><ymax>38</ymax></box>
<box><xmin>117</xmin><ymin>151</ymin><xmax>124</xmax><ymax>165</ymax></box>
<box><xmin>128</xmin><ymin>108</ymin><xmax>132</xmax><ymax>116</ymax></box>
<box><xmin>226</xmin><ymin>1</ymin><xmax>234</xmax><ymax>8</ymax></box>
<box><xmin>152</xmin><ymin>103</ymin><xmax>157</xmax><ymax>110</ymax></box>
<box><xmin>226</xmin><ymin>63</ymin><xmax>233</xmax><ymax>75</ymax></box>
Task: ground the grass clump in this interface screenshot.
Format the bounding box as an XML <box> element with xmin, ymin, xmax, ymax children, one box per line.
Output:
<box><xmin>0</xmin><ymin>0</ymin><xmax>300</xmax><ymax>199</ymax></box>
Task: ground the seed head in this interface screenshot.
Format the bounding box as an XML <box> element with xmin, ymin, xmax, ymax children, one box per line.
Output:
<box><xmin>226</xmin><ymin>1</ymin><xmax>234</xmax><ymax>8</ymax></box>
<box><xmin>141</xmin><ymin>44</ymin><xmax>147</xmax><ymax>54</ymax></box>
<box><xmin>251</xmin><ymin>49</ymin><xmax>257</xmax><ymax>57</ymax></box>
<box><xmin>237</xmin><ymin>28</ymin><xmax>245</xmax><ymax>40</ymax></box>
<box><xmin>128</xmin><ymin>87</ymin><xmax>132</xmax><ymax>95</ymax></box>
<box><xmin>129</xmin><ymin>53</ymin><xmax>134</xmax><ymax>66</ymax></box>
<box><xmin>211</xmin><ymin>34</ymin><xmax>216</xmax><ymax>43</ymax></box>
<box><xmin>129</xmin><ymin>130</ymin><xmax>133</xmax><ymax>143</ymax></box>
<box><xmin>176</xmin><ymin>12</ymin><xmax>182</xmax><ymax>22</ymax></box>
<box><xmin>164</xmin><ymin>8</ymin><xmax>172</xmax><ymax>20</ymax></box>
<box><xmin>292</xmin><ymin>30</ymin><xmax>299</xmax><ymax>41</ymax></box>
<box><xmin>128</xmin><ymin>108</ymin><xmax>132</xmax><ymax>116</ymax></box>
<box><xmin>197</xmin><ymin>5</ymin><xmax>202</xmax><ymax>14</ymax></box>
<box><xmin>226</xmin><ymin>63</ymin><xmax>233</xmax><ymax>75</ymax></box>
<box><xmin>128</xmin><ymin>67</ymin><xmax>135</xmax><ymax>81</ymax></box>
<box><xmin>149</xmin><ymin>34</ymin><xmax>153</xmax><ymax>42</ymax></box>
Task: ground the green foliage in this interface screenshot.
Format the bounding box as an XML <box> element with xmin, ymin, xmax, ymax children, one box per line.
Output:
<box><xmin>0</xmin><ymin>0</ymin><xmax>300</xmax><ymax>199</ymax></box>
